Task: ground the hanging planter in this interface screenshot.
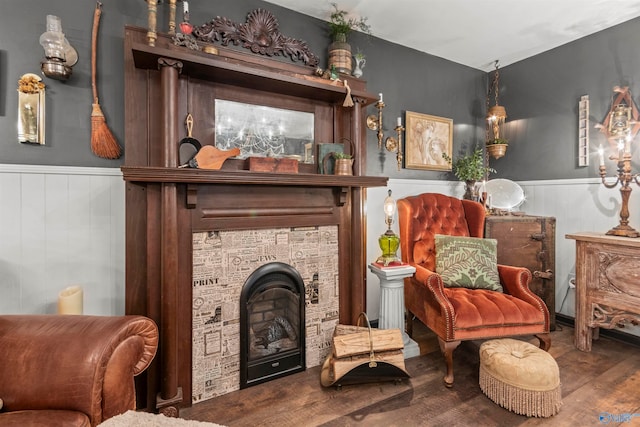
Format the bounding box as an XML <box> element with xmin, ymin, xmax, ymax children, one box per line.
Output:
<box><xmin>486</xmin><ymin>139</ymin><xmax>509</xmax><ymax>159</ymax></box>
<box><xmin>326</xmin><ymin>3</ymin><xmax>370</xmax><ymax>75</ymax></box>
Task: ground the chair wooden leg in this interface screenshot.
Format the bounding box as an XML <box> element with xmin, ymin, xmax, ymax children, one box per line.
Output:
<box><xmin>406</xmin><ymin>311</ymin><xmax>413</xmax><ymax>337</ymax></box>
<box><xmin>536</xmin><ymin>333</ymin><xmax>551</xmax><ymax>351</ymax></box>
<box><xmin>438</xmin><ymin>338</ymin><xmax>461</xmax><ymax>388</ymax></box>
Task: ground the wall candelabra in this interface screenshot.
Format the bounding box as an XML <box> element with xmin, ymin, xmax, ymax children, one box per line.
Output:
<box><xmin>366</xmin><ymin>93</ymin><xmax>403</xmax><ymax>170</ymax></box>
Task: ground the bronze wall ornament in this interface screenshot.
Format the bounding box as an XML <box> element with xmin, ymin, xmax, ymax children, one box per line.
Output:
<box><xmin>193</xmin><ymin>9</ymin><xmax>319</xmax><ymax>67</ymax></box>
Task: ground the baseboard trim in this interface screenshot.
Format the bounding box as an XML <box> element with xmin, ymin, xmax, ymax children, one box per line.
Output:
<box><xmin>555</xmin><ymin>313</ymin><xmax>640</xmax><ymax>348</ymax></box>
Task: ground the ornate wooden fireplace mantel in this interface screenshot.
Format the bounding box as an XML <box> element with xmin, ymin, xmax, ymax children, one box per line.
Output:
<box><xmin>123</xmin><ymin>26</ymin><xmax>386</xmax><ymax>415</ymax></box>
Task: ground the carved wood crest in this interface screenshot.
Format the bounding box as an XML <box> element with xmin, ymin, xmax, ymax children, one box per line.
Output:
<box><xmin>193</xmin><ymin>9</ymin><xmax>319</xmax><ymax>67</ymax></box>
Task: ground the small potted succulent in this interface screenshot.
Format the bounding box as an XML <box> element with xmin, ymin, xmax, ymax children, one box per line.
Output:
<box><xmin>332</xmin><ymin>151</ymin><xmax>353</xmax><ymax>176</ymax></box>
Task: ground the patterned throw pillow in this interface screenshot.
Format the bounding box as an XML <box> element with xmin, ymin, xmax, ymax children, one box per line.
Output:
<box><xmin>435</xmin><ymin>235</ymin><xmax>502</xmax><ymax>292</ymax></box>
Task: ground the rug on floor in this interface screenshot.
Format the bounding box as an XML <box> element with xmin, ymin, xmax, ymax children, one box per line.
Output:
<box><xmin>98</xmin><ymin>410</ymin><xmax>226</xmax><ymax>427</ymax></box>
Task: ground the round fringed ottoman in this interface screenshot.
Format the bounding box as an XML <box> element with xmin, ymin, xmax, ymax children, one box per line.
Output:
<box><xmin>479</xmin><ymin>338</ymin><xmax>562</xmax><ymax>417</ymax></box>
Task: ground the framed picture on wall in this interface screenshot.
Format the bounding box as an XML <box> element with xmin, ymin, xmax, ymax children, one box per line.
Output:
<box><xmin>404</xmin><ymin>111</ymin><xmax>452</xmax><ymax>170</ymax></box>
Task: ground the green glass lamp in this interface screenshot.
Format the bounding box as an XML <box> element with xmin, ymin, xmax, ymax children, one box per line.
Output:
<box><xmin>376</xmin><ymin>189</ymin><xmax>400</xmax><ymax>266</ymax></box>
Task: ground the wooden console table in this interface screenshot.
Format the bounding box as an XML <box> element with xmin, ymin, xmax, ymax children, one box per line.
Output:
<box><xmin>566</xmin><ymin>232</ymin><xmax>640</xmax><ymax>351</ymax></box>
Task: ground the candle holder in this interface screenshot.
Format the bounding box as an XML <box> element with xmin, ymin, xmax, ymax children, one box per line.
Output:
<box><xmin>383</xmin><ymin>124</ymin><xmax>404</xmax><ymax>170</ymax></box>
<box><xmin>366</xmin><ymin>99</ymin><xmax>386</xmax><ymax>149</ymax></box>
<box><xmin>366</xmin><ymin>96</ymin><xmax>404</xmax><ymax>170</ymax></box>
<box><xmin>599</xmin><ymin>151</ymin><xmax>640</xmax><ymax>237</ymax></box>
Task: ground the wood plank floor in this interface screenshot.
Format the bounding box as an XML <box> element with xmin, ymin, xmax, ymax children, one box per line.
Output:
<box><xmin>181</xmin><ymin>321</ymin><xmax>640</xmax><ymax>426</ymax></box>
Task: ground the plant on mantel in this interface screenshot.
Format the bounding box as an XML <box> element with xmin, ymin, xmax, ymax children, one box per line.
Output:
<box><xmin>326</xmin><ymin>3</ymin><xmax>371</xmax><ymax>75</ymax></box>
<box><xmin>332</xmin><ymin>151</ymin><xmax>353</xmax><ymax>159</ymax></box>
<box><xmin>328</xmin><ymin>3</ymin><xmax>372</xmax><ymax>42</ymax></box>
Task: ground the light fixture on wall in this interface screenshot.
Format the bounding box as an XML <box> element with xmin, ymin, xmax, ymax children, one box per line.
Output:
<box><xmin>366</xmin><ymin>93</ymin><xmax>404</xmax><ymax>170</ymax></box>
<box><xmin>597</xmin><ymin>86</ymin><xmax>640</xmax><ymax>237</ymax></box>
<box><xmin>376</xmin><ymin>189</ymin><xmax>401</xmax><ymax>266</ymax></box>
<box><xmin>39</xmin><ymin>14</ymin><xmax>78</xmax><ymax>81</ymax></box>
<box><xmin>486</xmin><ymin>60</ymin><xmax>508</xmax><ymax>159</ymax></box>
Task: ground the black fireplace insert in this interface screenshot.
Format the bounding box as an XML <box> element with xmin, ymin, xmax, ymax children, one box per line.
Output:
<box><xmin>239</xmin><ymin>262</ymin><xmax>306</xmax><ymax>388</ymax></box>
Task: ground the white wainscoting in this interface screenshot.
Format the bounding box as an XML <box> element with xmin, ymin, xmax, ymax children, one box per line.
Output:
<box><xmin>2</xmin><ymin>166</ymin><xmax>638</xmax><ymax>337</ymax></box>
<box><xmin>0</xmin><ymin>164</ymin><xmax>125</xmax><ymax>315</ymax></box>
<box><xmin>366</xmin><ymin>178</ymin><xmax>640</xmax><ymax>337</ymax></box>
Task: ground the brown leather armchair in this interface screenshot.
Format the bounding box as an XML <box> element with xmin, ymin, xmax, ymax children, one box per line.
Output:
<box><xmin>0</xmin><ymin>315</ymin><xmax>158</xmax><ymax>426</ymax></box>
<box><xmin>397</xmin><ymin>193</ymin><xmax>550</xmax><ymax>387</ymax></box>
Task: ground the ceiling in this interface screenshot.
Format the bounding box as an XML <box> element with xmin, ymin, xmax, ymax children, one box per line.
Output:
<box><xmin>263</xmin><ymin>0</ymin><xmax>640</xmax><ymax>71</ymax></box>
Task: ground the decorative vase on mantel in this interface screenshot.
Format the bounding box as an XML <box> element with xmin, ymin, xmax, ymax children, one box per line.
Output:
<box><xmin>328</xmin><ymin>32</ymin><xmax>352</xmax><ymax>75</ymax></box>
<box><xmin>352</xmin><ymin>54</ymin><xmax>365</xmax><ymax>78</ymax></box>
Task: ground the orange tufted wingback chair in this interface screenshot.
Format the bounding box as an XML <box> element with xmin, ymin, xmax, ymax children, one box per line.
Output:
<box><xmin>397</xmin><ymin>193</ymin><xmax>550</xmax><ymax>387</ymax></box>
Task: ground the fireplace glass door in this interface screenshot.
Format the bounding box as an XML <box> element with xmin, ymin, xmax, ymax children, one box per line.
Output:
<box><xmin>240</xmin><ymin>263</ymin><xmax>305</xmax><ymax>388</ymax></box>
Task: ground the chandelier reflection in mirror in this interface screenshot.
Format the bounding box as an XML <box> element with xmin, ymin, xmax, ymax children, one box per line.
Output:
<box><xmin>215</xmin><ymin>100</ymin><xmax>315</xmax><ymax>163</ymax></box>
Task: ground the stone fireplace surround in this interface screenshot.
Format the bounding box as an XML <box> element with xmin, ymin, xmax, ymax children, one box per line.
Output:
<box><xmin>122</xmin><ymin>26</ymin><xmax>387</xmax><ymax>415</ymax></box>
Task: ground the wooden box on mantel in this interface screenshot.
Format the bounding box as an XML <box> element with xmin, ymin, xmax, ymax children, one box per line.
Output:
<box><xmin>484</xmin><ymin>215</ymin><xmax>557</xmax><ymax>330</ymax></box>
<box><xmin>247</xmin><ymin>157</ymin><xmax>299</xmax><ymax>173</ymax></box>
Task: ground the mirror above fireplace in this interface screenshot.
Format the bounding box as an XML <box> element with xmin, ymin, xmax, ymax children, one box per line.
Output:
<box><xmin>215</xmin><ymin>99</ymin><xmax>315</xmax><ymax>163</ymax></box>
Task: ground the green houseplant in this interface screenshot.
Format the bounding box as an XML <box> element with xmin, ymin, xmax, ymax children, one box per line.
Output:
<box><xmin>332</xmin><ymin>151</ymin><xmax>353</xmax><ymax>175</ymax></box>
<box><xmin>328</xmin><ymin>3</ymin><xmax>371</xmax><ymax>41</ymax></box>
<box><xmin>327</xmin><ymin>3</ymin><xmax>371</xmax><ymax>74</ymax></box>
<box><xmin>442</xmin><ymin>148</ymin><xmax>495</xmax><ymax>200</ymax></box>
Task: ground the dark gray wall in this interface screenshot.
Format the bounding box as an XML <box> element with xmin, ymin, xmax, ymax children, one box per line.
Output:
<box><xmin>495</xmin><ymin>17</ymin><xmax>640</xmax><ymax>181</ymax></box>
<box><xmin>0</xmin><ymin>0</ymin><xmax>484</xmax><ymax>179</ymax></box>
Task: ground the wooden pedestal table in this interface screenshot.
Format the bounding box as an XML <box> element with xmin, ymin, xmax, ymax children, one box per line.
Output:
<box><xmin>566</xmin><ymin>232</ymin><xmax>640</xmax><ymax>352</ymax></box>
<box><xmin>368</xmin><ymin>263</ymin><xmax>420</xmax><ymax>359</ymax></box>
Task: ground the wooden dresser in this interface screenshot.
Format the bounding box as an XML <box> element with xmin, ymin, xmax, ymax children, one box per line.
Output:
<box><xmin>566</xmin><ymin>232</ymin><xmax>640</xmax><ymax>351</ymax></box>
<box><xmin>485</xmin><ymin>215</ymin><xmax>556</xmax><ymax>330</ymax></box>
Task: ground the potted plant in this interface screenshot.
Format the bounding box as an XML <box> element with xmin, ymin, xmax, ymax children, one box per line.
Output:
<box><xmin>442</xmin><ymin>148</ymin><xmax>495</xmax><ymax>200</ymax></box>
<box><xmin>486</xmin><ymin>138</ymin><xmax>508</xmax><ymax>159</ymax></box>
<box><xmin>327</xmin><ymin>3</ymin><xmax>371</xmax><ymax>74</ymax></box>
<box><xmin>332</xmin><ymin>151</ymin><xmax>353</xmax><ymax>175</ymax></box>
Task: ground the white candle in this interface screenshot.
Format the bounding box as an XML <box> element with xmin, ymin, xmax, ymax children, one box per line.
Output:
<box><xmin>183</xmin><ymin>0</ymin><xmax>189</xmax><ymax>13</ymax></box>
<box><xmin>57</xmin><ymin>285</ymin><xmax>83</xmax><ymax>315</ymax></box>
<box><xmin>397</xmin><ymin>117</ymin><xmax>401</xmax><ymax>127</ymax></box>
<box><xmin>617</xmin><ymin>141</ymin><xmax>624</xmax><ymax>160</ymax></box>
<box><xmin>598</xmin><ymin>145</ymin><xmax>605</xmax><ymax>166</ymax></box>
<box><xmin>379</xmin><ymin>93</ymin><xmax>383</xmax><ymax>103</ymax></box>
<box><xmin>625</xmin><ymin>138</ymin><xmax>631</xmax><ymax>155</ymax></box>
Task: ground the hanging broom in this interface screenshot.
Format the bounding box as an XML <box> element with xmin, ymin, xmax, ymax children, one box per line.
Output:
<box><xmin>91</xmin><ymin>1</ymin><xmax>121</xmax><ymax>159</ymax></box>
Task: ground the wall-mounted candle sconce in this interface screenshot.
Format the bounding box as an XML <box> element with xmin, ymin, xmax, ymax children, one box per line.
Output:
<box><xmin>366</xmin><ymin>93</ymin><xmax>386</xmax><ymax>148</ymax></box>
<box><xmin>366</xmin><ymin>93</ymin><xmax>403</xmax><ymax>170</ymax></box>
<box><xmin>39</xmin><ymin>15</ymin><xmax>78</xmax><ymax>81</ymax></box>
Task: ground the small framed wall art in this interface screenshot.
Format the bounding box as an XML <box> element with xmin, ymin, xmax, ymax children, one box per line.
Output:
<box><xmin>404</xmin><ymin>111</ymin><xmax>452</xmax><ymax>170</ymax></box>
